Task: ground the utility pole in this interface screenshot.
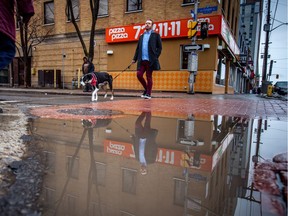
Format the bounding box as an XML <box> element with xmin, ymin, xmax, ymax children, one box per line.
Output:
<box><xmin>262</xmin><ymin>0</ymin><xmax>271</xmax><ymax>83</ymax></box>
<box><xmin>187</xmin><ymin>1</ymin><xmax>198</xmax><ymax>94</ymax></box>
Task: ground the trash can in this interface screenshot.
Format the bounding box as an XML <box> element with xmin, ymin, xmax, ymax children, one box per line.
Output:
<box><xmin>261</xmin><ymin>81</ymin><xmax>272</xmax><ymax>95</ymax></box>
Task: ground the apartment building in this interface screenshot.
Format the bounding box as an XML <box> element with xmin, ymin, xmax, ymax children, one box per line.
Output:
<box><xmin>5</xmin><ymin>0</ymin><xmax>242</xmax><ymax>94</ymax></box>
<box><xmin>238</xmin><ymin>0</ymin><xmax>262</xmax><ymax>92</ymax></box>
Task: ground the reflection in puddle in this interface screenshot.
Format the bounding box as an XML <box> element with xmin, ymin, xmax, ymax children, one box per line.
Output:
<box><xmin>30</xmin><ymin>113</ymin><xmax>287</xmax><ymax>216</ymax></box>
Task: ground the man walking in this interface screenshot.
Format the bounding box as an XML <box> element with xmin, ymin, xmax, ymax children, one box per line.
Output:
<box><xmin>131</xmin><ymin>19</ymin><xmax>162</xmax><ymax>99</ymax></box>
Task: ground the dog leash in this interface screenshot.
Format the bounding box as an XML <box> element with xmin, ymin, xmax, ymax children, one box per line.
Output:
<box><xmin>113</xmin><ymin>64</ymin><xmax>132</xmax><ymax>80</ymax></box>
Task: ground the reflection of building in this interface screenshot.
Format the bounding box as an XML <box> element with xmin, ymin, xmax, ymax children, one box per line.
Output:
<box><xmin>2</xmin><ymin>1</ymin><xmax>244</xmax><ymax>94</ymax></box>
<box><xmin>32</xmin><ymin>113</ymin><xmax>253</xmax><ymax>215</ymax></box>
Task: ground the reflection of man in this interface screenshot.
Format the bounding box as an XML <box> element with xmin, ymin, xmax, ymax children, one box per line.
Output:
<box><xmin>132</xmin><ymin>111</ymin><xmax>158</xmax><ymax>175</ymax></box>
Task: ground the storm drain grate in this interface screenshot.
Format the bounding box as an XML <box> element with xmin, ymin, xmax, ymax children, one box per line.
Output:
<box><xmin>57</xmin><ymin>108</ymin><xmax>123</xmax><ymax>116</ymax></box>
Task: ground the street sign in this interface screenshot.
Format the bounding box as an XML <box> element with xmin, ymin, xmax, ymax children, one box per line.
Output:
<box><xmin>184</xmin><ymin>44</ymin><xmax>204</xmax><ymax>52</ymax></box>
<box><xmin>190</xmin><ymin>10</ymin><xmax>195</xmax><ymax>19</ymax></box>
<box><xmin>198</xmin><ymin>6</ymin><xmax>218</xmax><ymax>14</ymax></box>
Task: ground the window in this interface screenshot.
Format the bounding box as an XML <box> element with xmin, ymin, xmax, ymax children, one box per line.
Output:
<box><xmin>65</xmin><ymin>194</ymin><xmax>78</xmax><ymax>216</ymax></box>
<box><xmin>43</xmin><ymin>187</ymin><xmax>56</xmax><ymax>209</ymax></box>
<box><xmin>227</xmin><ymin>1</ymin><xmax>231</xmax><ymax>21</ymax></box>
<box><xmin>44</xmin><ymin>1</ymin><xmax>54</xmax><ymax>24</ymax></box>
<box><xmin>43</xmin><ymin>151</ymin><xmax>56</xmax><ymax>173</ymax></box>
<box><xmin>180</xmin><ymin>45</ymin><xmax>189</xmax><ymax>70</ymax></box>
<box><xmin>222</xmin><ymin>0</ymin><xmax>226</xmax><ymax>13</ymax></box>
<box><xmin>89</xmin><ymin>202</ymin><xmax>107</xmax><ymax>216</ymax></box>
<box><xmin>241</xmin><ymin>6</ymin><xmax>245</xmax><ymax>15</ymax></box>
<box><xmin>98</xmin><ymin>0</ymin><xmax>108</xmax><ymax>16</ymax></box>
<box><xmin>92</xmin><ymin>162</ymin><xmax>106</xmax><ymax>186</ymax></box>
<box><xmin>67</xmin><ymin>0</ymin><xmax>80</xmax><ymax>21</ymax></box>
<box><xmin>183</xmin><ymin>0</ymin><xmax>197</xmax><ymax>4</ymax></box>
<box><xmin>174</xmin><ymin>178</ymin><xmax>185</xmax><ymax>206</ymax></box>
<box><xmin>66</xmin><ymin>156</ymin><xmax>79</xmax><ymax>179</ymax></box>
<box><xmin>126</xmin><ymin>0</ymin><xmax>142</xmax><ymax>12</ymax></box>
<box><xmin>122</xmin><ymin>168</ymin><xmax>137</xmax><ymax>194</ymax></box>
<box><xmin>251</xmin><ymin>5</ymin><xmax>255</xmax><ymax>14</ymax></box>
<box><xmin>216</xmin><ymin>53</ymin><xmax>226</xmax><ymax>86</ymax></box>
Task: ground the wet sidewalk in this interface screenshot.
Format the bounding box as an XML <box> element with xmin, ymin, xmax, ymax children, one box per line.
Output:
<box><xmin>1</xmin><ymin>87</ymin><xmax>287</xmax><ymax>120</ymax></box>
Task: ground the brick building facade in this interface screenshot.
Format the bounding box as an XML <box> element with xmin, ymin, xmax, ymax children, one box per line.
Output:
<box><xmin>9</xmin><ymin>0</ymin><xmax>242</xmax><ymax>94</ymax></box>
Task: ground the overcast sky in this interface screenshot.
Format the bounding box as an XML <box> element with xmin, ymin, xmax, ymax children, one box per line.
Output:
<box><xmin>259</xmin><ymin>0</ymin><xmax>288</xmax><ymax>83</ymax></box>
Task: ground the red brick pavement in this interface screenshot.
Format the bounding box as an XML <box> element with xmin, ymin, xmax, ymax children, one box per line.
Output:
<box><xmin>30</xmin><ymin>96</ymin><xmax>287</xmax><ymax>121</ymax></box>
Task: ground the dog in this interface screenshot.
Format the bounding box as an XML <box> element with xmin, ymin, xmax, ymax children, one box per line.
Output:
<box><xmin>81</xmin><ymin>72</ymin><xmax>114</xmax><ymax>101</ymax></box>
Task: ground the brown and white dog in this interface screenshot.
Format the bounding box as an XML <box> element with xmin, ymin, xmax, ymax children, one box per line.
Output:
<box><xmin>81</xmin><ymin>72</ymin><xmax>114</xmax><ymax>101</ymax></box>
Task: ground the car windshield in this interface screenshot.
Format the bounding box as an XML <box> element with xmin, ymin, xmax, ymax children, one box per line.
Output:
<box><xmin>275</xmin><ymin>81</ymin><xmax>288</xmax><ymax>88</ymax></box>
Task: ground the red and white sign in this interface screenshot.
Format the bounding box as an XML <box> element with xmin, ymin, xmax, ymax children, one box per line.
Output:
<box><xmin>104</xmin><ymin>139</ymin><xmax>213</xmax><ymax>171</ymax></box>
<box><xmin>104</xmin><ymin>140</ymin><xmax>135</xmax><ymax>158</ymax></box>
<box><xmin>221</xmin><ymin>17</ymin><xmax>240</xmax><ymax>55</ymax></box>
<box><xmin>105</xmin><ymin>15</ymin><xmax>222</xmax><ymax>43</ymax></box>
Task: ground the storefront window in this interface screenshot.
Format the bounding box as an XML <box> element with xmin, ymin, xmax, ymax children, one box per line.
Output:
<box><xmin>174</xmin><ymin>178</ymin><xmax>185</xmax><ymax>206</ymax></box>
<box><xmin>229</xmin><ymin>65</ymin><xmax>236</xmax><ymax>87</ymax></box>
<box><xmin>216</xmin><ymin>54</ymin><xmax>226</xmax><ymax>85</ymax></box>
<box><xmin>180</xmin><ymin>45</ymin><xmax>188</xmax><ymax>70</ymax></box>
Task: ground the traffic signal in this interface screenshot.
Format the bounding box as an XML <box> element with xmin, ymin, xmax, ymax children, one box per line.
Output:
<box><xmin>276</xmin><ymin>74</ymin><xmax>279</xmax><ymax>79</ymax></box>
<box><xmin>200</xmin><ymin>22</ymin><xmax>208</xmax><ymax>39</ymax></box>
<box><xmin>187</xmin><ymin>20</ymin><xmax>198</xmax><ymax>39</ymax></box>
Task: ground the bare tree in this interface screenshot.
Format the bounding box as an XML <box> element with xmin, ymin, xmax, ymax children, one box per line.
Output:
<box><xmin>66</xmin><ymin>0</ymin><xmax>100</xmax><ymax>62</ymax></box>
<box><xmin>16</xmin><ymin>1</ymin><xmax>53</xmax><ymax>87</ymax></box>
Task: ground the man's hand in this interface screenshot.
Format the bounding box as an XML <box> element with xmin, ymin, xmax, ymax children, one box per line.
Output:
<box><xmin>131</xmin><ymin>60</ymin><xmax>136</xmax><ymax>64</ymax></box>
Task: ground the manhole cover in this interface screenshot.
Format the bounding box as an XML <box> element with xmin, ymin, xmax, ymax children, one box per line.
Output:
<box><xmin>57</xmin><ymin>108</ymin><xmax>123</xmax><ymax>116</ymax></box>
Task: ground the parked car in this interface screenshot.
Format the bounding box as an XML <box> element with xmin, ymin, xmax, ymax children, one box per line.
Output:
<box><xmin>273</xmin><ymin>81</ymin><xmax>288</xmax><ymax>95</ymax></box>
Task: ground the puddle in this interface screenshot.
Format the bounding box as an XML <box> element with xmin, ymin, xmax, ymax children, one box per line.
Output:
<box><xmin>29</xmin><ymin>112</ymin><xmax>287</xmax><ymax>216</ymax></box>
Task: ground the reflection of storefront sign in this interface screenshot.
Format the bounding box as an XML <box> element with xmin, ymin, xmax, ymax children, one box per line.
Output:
<box><xmin>198</xmin><ymin>6</ymin><xmax>218</xmax><ymax>14</ymax></box>
<box><xmin>212</xmin><ymin>134</ymin><xmax>234</xmax><ymax>170</ymax></box>
<box><xmin>104</xmin><ymin>140</ymin><xmax>135</xmax><ymax>158</ymax></box>
<box><xmin>155</xmin><ymin>148</ymin><xmax>212</xmax><ymax>171</ymax></box>
<box><xmin>106</xmin><ymin>15</ymin><xmax>222</xmax><ymax>43</ymax></box>
<box><xmin>104</xmin><ymin>140</ymin><xmax>213</xmax><ymax>171</ymax></box>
